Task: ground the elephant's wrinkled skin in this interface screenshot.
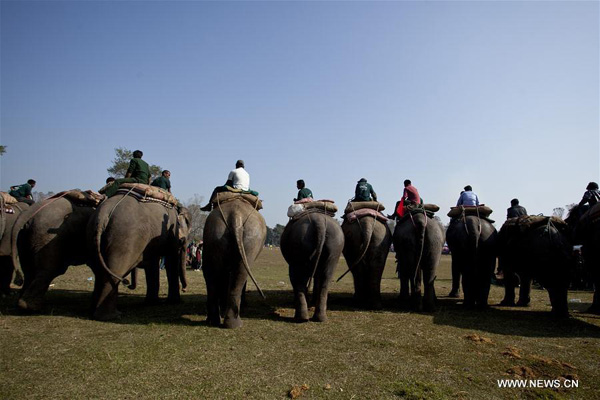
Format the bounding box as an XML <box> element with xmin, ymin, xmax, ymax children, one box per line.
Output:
<box><xmin>446</xmin><ymin>216</ymin><xmax>497</xmax><ymax>308</ymax></box>
<box><xmin>498</xmin><ymin>222</ymin><xmax>571</xmax><ymax>316</ymax></box>
<box><xmin>566</xmin><ymin>204</ymin><xmax>600</xmax><ymax>314</ymax></box>
<box><xmin>11</xmin><ymin>197</ymin><xmax>96</xmax><ymax>311</ymax></box>
<box><xmin>393</xmin><ymin>212</ymin><xmax>444</xmax><ymax>311</ymax></box>
<box><xmin>87</xmin><ymin>195</ymin><xmax>190</xmax><ymax>320</ymax></box>
<box><xmin>341</xmin><ymin>216</ymin><xmax>391</xmax><ymax>309</ymax></box>
<box><xmin>0</xmin><ymin>202</ymin><xmax>31</xmax><ymax>296</ymax></box>
<box><xmin>202</xmin><ymin>200</ymin><xmax>266</xmax><ymax>329</ymax></box>
<box><xmin>281</xmin><ymin>212</ymin><xmax>344</xmax><ymax>322</ymax></box>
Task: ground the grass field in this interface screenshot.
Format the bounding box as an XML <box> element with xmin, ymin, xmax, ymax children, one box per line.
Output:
<box><xmin>1</xmin><ymin>250</ymin><xmax>599</xmax><ymax>399</ymax></box>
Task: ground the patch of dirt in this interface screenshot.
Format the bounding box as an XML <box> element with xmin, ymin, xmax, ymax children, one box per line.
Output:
<box><xmin>507</xmin><ymin>366</ymin><xmax>536</xmax><ymax>379</ymax></box>
<box><xmin>502</xmin><ymin>346</ymin><xmax>522</xmax><ymax>359</ymax></box>
<box><xmin>463</xmin><ymin>334</ymin><xmax>493</xmax><ymax>344</ymax></box>
<box><xmin>288</xmin><ymin>384</ymin><xmax>309</xmax><ymax>399</ymax></box>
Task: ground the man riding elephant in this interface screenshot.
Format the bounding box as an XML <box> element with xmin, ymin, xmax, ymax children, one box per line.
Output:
<box><xmin>354</xmin><ymin>178</ymin><xmax>377</xmax><ymax>202</ymax></box>
<box><xmin>294</xmin><ymin>179</ymin><xmax>313</xmax><ymax>202</ymax></box>
<box><xmin>9</xmin><ymin>179</ymin><xmax>36</xmax><ymax>205</ymax></box>
<box><xmin>103</xmin><ymin>150</ymin><xmax>151</xmax><ymax>197</ymax></box>
<box><xmin>201</xmin><ymin>160</ymin><xmax>250</xmax><ymax>212</ymax></box>
<box><xmin>151</xmin><ymin>170</ymin><xmax>171</xmax><ymax>193</ymax></box>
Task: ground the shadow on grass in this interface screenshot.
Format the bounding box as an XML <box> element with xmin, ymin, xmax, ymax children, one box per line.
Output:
<box><xmin>2</xmin><ymin>288</ymin><xmax>600</xmax><ymax>338</ymax></box>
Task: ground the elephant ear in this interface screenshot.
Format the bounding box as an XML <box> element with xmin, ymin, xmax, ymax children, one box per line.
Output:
<box><xmin>176</xmin><ymin>212</ymin><xmax>191</xmax><ymax>242</ymax></box>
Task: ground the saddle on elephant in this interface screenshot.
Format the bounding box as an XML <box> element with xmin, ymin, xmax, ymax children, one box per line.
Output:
<box><xmin>397</xmin><ymin>203</ymin><xmax>440</xmax><ymax>222</ymax></box>
<box><xmin>48</xmin><ymin>190</ymin><xmax>106</xmax><ymax>207</ymax></box>
<box><xmin>287</xmin><ymin>199</ymin><xmax>338</xmax><ymax>220</ymax></box>
<box><xmin>210</xmin><ymin>187</ymin><xmax>263</xmax><ymax>211</ymax></box>
<box><xmin>580</xmin><ymin>203</ymin><xmax>600</xmax><ymax>226</ymax></box>
<box><xmin>501</xmin><ymin>215</ymin><xmax>568</xmax><ymax>236</ymax></box>
<box><xmin>447</xmin><ymin>205</ymin><xmax>493</xmax><ymax>219</ymax></box>
<box><xmin>343</xmin><ymin>201</ymin><xmax>388</xmax><ymax>224</ymax></box>
<box><xmin>116</xmin><ymin>183</ymin><xmax>178</xmax><ymax>208</ymax></box>
<box><xmin>1</xmin><ymin>192</ymin><xmax>18</xmax><ymax>205</ymax></box>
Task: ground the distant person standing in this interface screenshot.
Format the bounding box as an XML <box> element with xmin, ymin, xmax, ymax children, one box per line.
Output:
<box><xmin>354</xmin><ymin>178</ymin><xmax>377</xmax><ymax>202</ymax></box>
<box><xmin>201</xmin><ymin>160</ymin><xmax>250</xmax><ymax>211</ymax></box>
<box><xmin>151</xmin><ymin>170</ymin><xmax>171</xmax><ymax>192</ymax></box>
<box><xmin>294</xmin><ymin>179</ymin><xmax>313</xmax><ymax>202</ymax></box>
<box><xmin>9</xmin><ymin>179</ymin><xmax>36</xmax><ymax>205</ymax></box>
<box><xmin>506</xmin><ymin>198</ymin><xmax>527</xmax><ymax>219</ymax></box>
<box><xmin>456</xmin><ymin>185</ymin><xmax>479</xmax><ymax>206</ymax></box>
<box><xmin>104</xmin><ymin>150</ymin><xmax>151</xmax><ymax>197</ymax></box>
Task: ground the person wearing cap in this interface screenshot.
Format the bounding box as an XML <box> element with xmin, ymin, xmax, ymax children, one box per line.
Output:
<box><xmin>9</xmin><ymin>179</ymin><xmax>36</xmax><ymax>205</ymax></box>
<box><xmin>456</xmin><ymin>185</ymin><xmax>479</xmax><ymax>206</ymax></box>
<box><xmin>507</xmin><ymin>198</ymin><xmax>527</xmax><ymax>219</ymax></box>
<box><xmin>294</xmin><ymin>179</ymin><xmax>313</xmax><ymax>201</ymax></box>
<box><xmin>104</xmin><ymin>150</ymin><xmax>151</xmax><ymax>197</ymax></box>
<box><xmin>578</xmin><ymin>182</ymin><xmax>600</xmax><ymax>212</ymax></box>
<box><xmin>354</xmin><ymin>178</ymin><xmax>377</xmax><ymax>202</ymax></box>
<box><xmin>201</xmin><ymin>160</ymin><xmax>250</xmax><ymax>211</ymax></box>
<box><xmin>151</xmin><ymin>170</ymin><xmax>172</xmax><ymax>192</ymax></box>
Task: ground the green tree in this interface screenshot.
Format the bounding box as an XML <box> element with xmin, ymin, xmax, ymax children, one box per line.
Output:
<box><xmin>265</xmin><ymin>224</ymin><xmax>286</xmax><ymax>246</ymax></box>
<box><xmin>185</xmin><ymin>194</ymin><xmax>207</xmax><ymax>241</ymax></box>
<box><xmin>107</xmin><ymin>147</ymin><xmax>162</xmax><ymax>180</ymax></box>
<box><xmin>0</xmin><ymin>145</ymin><xmax>6</xmax><ymax>155</ymax></box>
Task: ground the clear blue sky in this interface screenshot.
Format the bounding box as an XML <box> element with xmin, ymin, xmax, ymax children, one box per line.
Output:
<box><xmin>1</xmin><ymin>1</ymin><xmax>598</xmax><ymax>227</ymax></box>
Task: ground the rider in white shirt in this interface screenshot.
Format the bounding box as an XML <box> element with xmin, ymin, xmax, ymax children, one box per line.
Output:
<box><xmin>201</xmin><ymin>160</ymin><xmax>250</xmax><ymax>211</ymax></box>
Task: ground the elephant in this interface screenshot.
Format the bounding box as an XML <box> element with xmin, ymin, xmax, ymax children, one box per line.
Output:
<box><xmin>202</xmin><ymin>199</ymin><xmax>266</xmax><ymax>329</ymax></box>
<box><xmin>392</xmin><ymin>210</ymin><xmax>444</xmax><ymax>311</ymax></box>
<box><xmin>281</xmin><ymin>211</ymin><xmax>344</xmax><ymax>322</ymax></box>
<box><xmin>565</xmin><ymin>204</ymin><xmax>600</xmax><ymax>314</ymax></box>
<box><xmin>0</xmin><ymin>201</ymin><xmax>31</xmax><ymax>296</ymax></box>
<box><xmin>498</xmin><ymin>216</ymin><xmax>572</xmax><ymax>317</ymax></box>
<box><xmin>341</xmin><ymin>214</ymin><xmax>392</xmax><ymax>309</ymax></box>
<box><xmin>446</xmin><ymin>216</ymin><xmax>498</xmax><ymax>308</ymax></box>
<box><xmin>87</xmin><ymin>194</ymin><xmax>190</xmax><ymax>320</ymax></box>
<box><xmin>10</xmin><ymin>193</ymin><xmax>97</xmax><ymax>311</ymax></box>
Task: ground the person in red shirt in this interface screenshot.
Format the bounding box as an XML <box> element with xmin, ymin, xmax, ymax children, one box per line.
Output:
<box><xmin>388</xmin><ymin>179</ymin><xmax>422</xmax><ymax>219</ymax></box>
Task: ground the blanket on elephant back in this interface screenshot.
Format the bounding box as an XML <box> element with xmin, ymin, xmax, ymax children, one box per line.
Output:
<box><xmin>344</xmin><ymin>208</ymin><xmax>388</xmax><ymax>224</ymax></box>
<box><xmin>49</xmin><ymin>190</ymin><xmax>105</xmax><ymax>207</ymax></box>
<box><xmin>501</xmin><ymin>215</ymin><xmax>568</xmax><ymax>236</ymax></box>
<box><xmin>211</xmin><ymin>191</ymin><xmax>263</xmax><ymax>210</ymax></box>
<box><xmin>117</xmin><ymin>183</ymin><xmax>178</xmax><ymax>207</ymax></box>
<box><xmin>397</xmin><ymin>206</ymin><xmax>437</xmax><ymax>223</ymax></box>
<box><xmin>581</xmin><ymin>203</ymin><xmax>600</xmax><ymax>226</ymax></box>
<box><xmin>447</xmin><ymin>205</ymin><xmax>492</xmax><ymax>218</ymax></box>
<box><xmin>344</xmin><ymin>201</ymin><xmax>385</xmax><ymax>214</ymax></box>
<box><xmin>0</xmin><ymin>192</ymin><xmax>18</xmax><ymax>205</ymax></box>
<box><xmin>289</xmin><ymin>207</ymin><xmax>336</xmax><ymax>222</ymax></box>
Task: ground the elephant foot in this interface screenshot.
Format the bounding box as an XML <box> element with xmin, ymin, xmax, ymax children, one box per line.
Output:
<box><xmin>367</xmin><ymin>301</ymin><xmax>383</xmax><ymax>311</ymax></box>
<box><xmin>586</xmin><ymin>304</ymin><xmax>600</xmax><ymax>315</ymax></box>
<box><xmin>93</xmin><ymin>309</ymin><xmax>122</xmax><ymax>321</ymax></box>
<box><xmin>448</xmin><ymin>290</ymin><xmax>460</xmax><ymax>298</ymax></box>
<box><xmin>17</xmin><ymin>297</ymin><xmax>43</xmax><ymax>313</ymax></box>
<box><xmin>166</xmin><ymin>296</ymin><xmax>182</xmax><ymax>305</ymax></box>
<box><xmin>516</xmin><ymin>300</ymin><xmax>531</xmax><ymax>307</ymax></box>
<box><xmin>476</xmin><ymin>303</ymin><xmax>490</xmax><ymax>311</ymax></box>
<box><xmin>223</xmin><ymin>317</ymin><xmax>243</xmax><ymax>329</ymax></box>
<box><xmin>127</xmin><ymin>284</ymin><xmax>137</xmax><ymax>290</ymax></box>
<box><xmin>206</xmin><ymin>315</ymin><xmax>221</xmax><ymax>327</ymax></box>
<box><xmin>423</xmin><ymin>302</ymin><xmax>436</xmax><ymax>313</ymax></box>
<box><xmin>144</xmin><ymin>297</ymin><xmax>161</xmax><ymax>306</ymax></box>
<box><xmin>311</xmin><ymin>312</ymin><xmax>327</xmax><ymax>323</ymax></box>
<box><xmin>498</xmin><ymin>299</ymin><xmax>515</xmax><ymax>307</ymax></box>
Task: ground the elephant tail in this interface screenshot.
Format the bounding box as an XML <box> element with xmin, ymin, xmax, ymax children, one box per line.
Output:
<box><xmin>336</xmin><ymin>215</ymin><xmax>376</xmax><ymax>282</ymax></box>
<box><xmin>230</xmin><ymin>211</ymin><xmax>265</xmax><ymax>299</ymax></box>
<box><xmin>94</xmin><ymin>207</ymin><xmax>126</xmax><ymax>283</ymax></box>
<box><xmin>465</xmin><ymin>216</ymin><xmax>481</xmax><ymax>270</ymax></box>
<box><xmin>307</xmin><ymin>214</ymin><xmax>328</xmax><ymax>290</ymax></box>
<box><xmin>412</xmin><ymin>212</ymin><xmax>428</xmax><ymax>282</ymax></box>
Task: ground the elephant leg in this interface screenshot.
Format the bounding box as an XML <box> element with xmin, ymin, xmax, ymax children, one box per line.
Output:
<box><xmin>222</xmin><ymin>263</ymin><xmax>248</xmax><ymax>329</ymax></box>
<box><xmin>517</xmin><ymin>274</ymin><xmax>531</xmax><ymax>306</ymax></box>
<box><xmin>17</xmin><ymin>265</ymin><xmax>64</xmax><ymax>312</ymax></box>
<box><xmin>92</xmin><ymin>273</ymin><xmax>121</xmax><ymax>321</ymax></box>
<box><xmin>398</xmin><ymin>259</ymin><xmax>411</xmax><ymax>305</ymax></box>
<box><xmin>462</xmin><ymin>265</ymin><xmax>475</xmax><ymax>309</ymax></box>
<box><xmin>422</xmin><ymin>267</ymin><xmax>437</xmax><ymax>312</ymax></box>
<box><xmin>351</xmin><ymin>266</ymin><xmax>366</xmax><ymax>306</ymax></box>
<box><xmin>449</xmin><ymin>255</ymin><xmax>461</xmax><ymax>297</ymax></box>
<box><xmin>367</xmin><ymin>263</ymin><xmax>384</xmax><ymax>310</ymax></box>
<box><xmin>203</xmin><ymin>265</ymin><xmax>221</xmax><ymax>327</ymax></box>
<box><xmin>144</xmin><ymin>263</ymin><xmax>160</xmax><ymax>305</ymax></box>
<box><xmin>500</xmin><ymin>270</ymin><xmax>517</xmax><ymax>306</ymax></box>
<box><xmin>588</xmin><ymin>289</ymin><xmax>600</xmax><ymax>314</ymax></box>
<box><xmin>0</xmin><ymin>257</ymin><xmax>14</xmax><ymax>297</ymax></box>
<box><xmin>476</xmin><ymin>259</ymin><xmax>494</xmax><ymax>309</ymax></box>
<box><xmin>410</xmin><ymin>268</ymin><xmax>423</xmax><ymax>311</ymax></box>
<box><xmin>312</xmin><ymin>273</ymin><xmax>331</xmax><ymax>323</ymax></box>
<box><xmin>165</xmin><ymin>254</ymin><xmax>181</xmax><ymax>304</ymax></box>
<box><xmin>548</xmin><ymin>286</ymin><xmax>569</xmax><ymax>317</ymax></box>
<box><xmin>127</xmin><ymin>268</ymin><xmax>137</xmax><ymax>290</ymax></box>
